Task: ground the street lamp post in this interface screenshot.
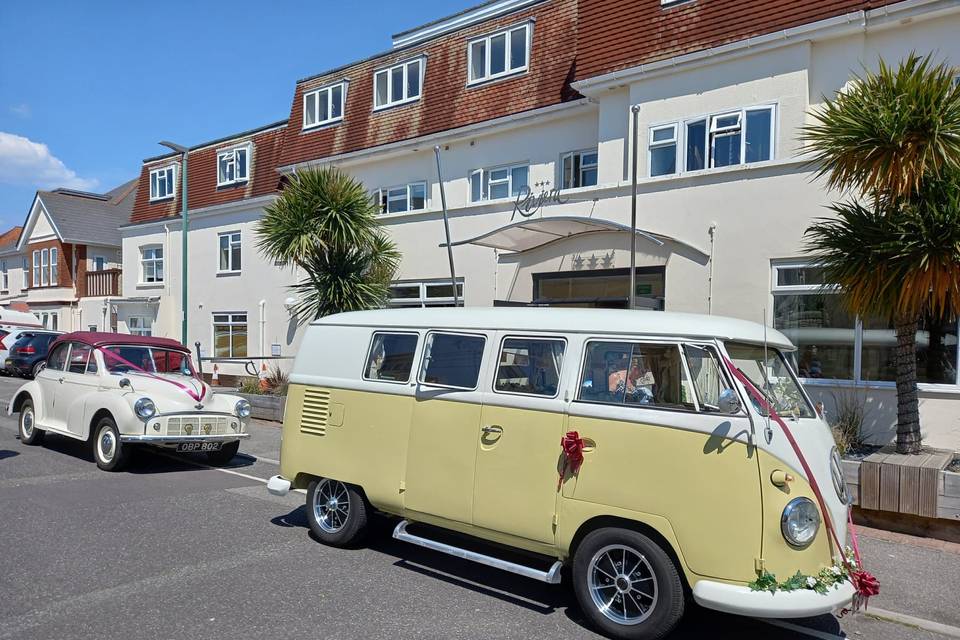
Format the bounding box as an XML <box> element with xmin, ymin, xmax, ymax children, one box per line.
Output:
<box><xmin>159</xmin><ymin>140</ymin><xmax>189</xmax><ymax>345</ymax></box>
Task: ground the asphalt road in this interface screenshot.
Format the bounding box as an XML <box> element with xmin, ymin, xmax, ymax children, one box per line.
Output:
<box><xmin>0</xmin><ymin>373</ymin><xmax>957</xmax><ymax>640</ymax></box>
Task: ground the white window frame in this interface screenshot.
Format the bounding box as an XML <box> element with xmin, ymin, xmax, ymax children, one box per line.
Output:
<box><xmin>388</xmin><ymin>279</ymin><xmax>464</xmax><ymax>308</ymax></box>
<box><xmin>39</xmin><ymin>311</ymin><xmax>59</xmax><ymax>331</ymax></box>
<box><xmin>212</xmin><ymin>312</ymin><xmax>248</xmax><ymax>358</ymax></box>
<box><xmin>50</xmin><ymin>246</ymin><xmax>58</xmax><ymax>286</ymax></box>
<box><xmin>649</xmin><ymin>103</ymin><xmax>777</xmax><ymax>177</ymax></box>
<box><xmin>127</xmin><ymin>316</ymin><xmax>153</xmax><ymax>337</ymax></box>
<box><xmin>40</xmin><ymin>248</ymin><xmax>49</xmax><ymax>286</ymax></box>
<box><xmin>375</xmin><ymin>181</ymin><xmax>427</xmax><ymax>215</ymax></box>
<box><xmin>303</xmin><ymin>81</ymin><xmax>347</xmax><ymax>129</ymax></box>
<box><xmin>216</xmin><ymin>144</ymin><xmax>251</xmax><ymax>187</ymax></box>
<box><xmin>32</xmin><ymin>250</ymin><xmax>39</xmax><ymax>287</ymax></box>
<box><xmin>92</xmin><ymin>255</ymin><xmax>106</xmax><ymax>271</ymax></box>
<box><xmin>0</xmin><ymin>260</ymin><xmax>7</xmax><ymax>291</ymax></box>
<box><xmin>648</xmin><ymin>124</ymin><xmax>678</xmax><ymax>177</ymax></box>
<box><xmin>469</xmin><ymin>163</ymin><xmax>529</xmax><ymax>202</ymax></box>
<box><xmin>218</xmin><ymin>231</ymin><xmax>242</xmax><ymax>274</ymax></box>
<box><xmin>467</xmin><ymin>22</ymin><xmax>532</xmax><ymax>85</ymax></box>
<box><xmin>149</xmin><ymin>165</ymin><xmax>177</xmax><ymax>201</ymax></box>
<box><xmin>373</xmin><ymin>58</ymin><xmax>424</xmax><ymax>110</ymax></box>
<box><xmin>140</xmin><ymin>245</ymin><xmax>164</xmax><ymax>284</ymax></box>
<box><xmin>560</xmin><ymin>149</ymin><xmax>599</xmax><ymax>189</ymax></box>
<box><xmin>772</xmin><ymin>261</ymin><xmax>960</xmax><ymax>390</ymax></box>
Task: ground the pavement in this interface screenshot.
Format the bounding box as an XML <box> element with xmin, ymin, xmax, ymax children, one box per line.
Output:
<box><xmin>0</xmin><ymin>373</ymin><xmax>957</xmax><ymax>640</ymax></box>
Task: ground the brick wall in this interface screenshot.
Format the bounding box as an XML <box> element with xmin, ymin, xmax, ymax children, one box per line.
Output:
<box><xmin>24</xmin><ymin>239</ymin><xmax>74</xmax><ymax>289</ymax></box>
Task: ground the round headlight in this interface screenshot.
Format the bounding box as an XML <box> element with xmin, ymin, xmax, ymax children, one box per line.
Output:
<box><xmin>135</xmin><ymin>397</ymin><xmax>157</xmax><ymax>420</ymax></box>
<box><xmin>830</xmin><ymin>446</ymin><xmax>848</xmax><ymax>504</ymax></box>
<box><xmin>235</xmin><ymin>399</ymin><xmax>251</xmax><ymax>419</ymax></box>
<box><xmin>781</xmin><ymin>497</ymin><xmax>820</xmax><ymax>549</ymax></box>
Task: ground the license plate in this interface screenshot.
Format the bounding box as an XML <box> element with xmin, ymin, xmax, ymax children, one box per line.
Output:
<box><xmin>176</xmin><ymin>441</ymin><xmax>222</xmax><ymax>453</ymax></box>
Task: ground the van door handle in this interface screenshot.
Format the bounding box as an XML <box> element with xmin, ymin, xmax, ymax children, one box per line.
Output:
<box><xmin>481</xmin><ymin>425</ymin><xmax>503</xmax><ymax>434</ymax></box>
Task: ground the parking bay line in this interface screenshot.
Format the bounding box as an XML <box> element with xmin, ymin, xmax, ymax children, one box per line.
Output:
<box><xmin>154</xmin><ymin>450</ymin><xmax>306</xmax><ymax>494</ymax></box>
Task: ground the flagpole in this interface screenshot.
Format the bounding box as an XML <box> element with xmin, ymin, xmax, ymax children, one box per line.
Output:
<box><xmin>629</xmin><ymin>105</ymin><xmax>640</xmax><ymax>310</ymax></box>
<box><xmin>435</xmin><ymin>145</ymin><xmax>459</xmax><ymax>306</ymax></box>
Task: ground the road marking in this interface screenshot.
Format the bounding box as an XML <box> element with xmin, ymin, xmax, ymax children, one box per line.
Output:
<box><xmin>866</xmin><ymin>607</ymin><xmax>960</xmax><ymax>639</ymax></box>
<box><xmin>755</xmin><ymin>618</ymin><xmax>845</xmax><ymax>640</ymax></box>
<box><xmin>153</xmin><ymin>450</ymin><xmax>306</xmax><ymax>494</ymax></box>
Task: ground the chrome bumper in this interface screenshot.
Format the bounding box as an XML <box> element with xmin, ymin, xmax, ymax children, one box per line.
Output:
<box><xmin>119</xmin><ymin>433</ymin><xmax>251</xmax><ymax>443</ymax></box>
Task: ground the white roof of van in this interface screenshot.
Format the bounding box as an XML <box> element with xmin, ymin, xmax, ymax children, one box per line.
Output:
<box><xmin>312</xmin><ymin>308</ymin><xmax>794</xmax><ymax>349</ymax></box>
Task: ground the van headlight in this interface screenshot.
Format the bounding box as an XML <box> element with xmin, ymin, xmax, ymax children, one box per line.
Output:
<box><xmin>135</xmin><ymin>397</ymin><xmax>157</xmax><ymax>420</ymax></box>
<box><xmin>830</xmin><ymin>447</ymin><xmax>848</xmax><ymax>504</ymax></box>
<box><xmin>235</xmin><ymin>399</ymin><xmax>252</xmax><ymax>419</ymax></box>
<box><xmin>781</xmin><ymin>497</ymin><xmax>820</xmax><ymax>549</ymax></box>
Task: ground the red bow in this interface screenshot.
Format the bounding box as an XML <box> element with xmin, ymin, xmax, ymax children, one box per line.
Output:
<box><xmin>558</xmin><ymin>431</ymin><xmax>585</xmax><ymax>490</ymax></box>
<box><xmin>851</xmin><ymin>570</ymin><xmax>880</xmax><ymax>598</ymax></box>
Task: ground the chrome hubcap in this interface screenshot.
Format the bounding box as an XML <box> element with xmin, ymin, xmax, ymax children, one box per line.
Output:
<box><xmin>98</xmin><ymin>430</ymin><xmax>116</xmax><ymax>462</ymax></box>
<box><xmin>312</xmin><ymin>479</ymin><xmax>349</xmax><ymax>533</ymax></box>
<box><xmin>21</xmin><ymin>409</ymin><xmax>34</xmax><ymax>437</ymax></box>
<box><xmin>588</xmin><ymin>544</ymin><xmax>658</xmax><ymax>626</ymax></box>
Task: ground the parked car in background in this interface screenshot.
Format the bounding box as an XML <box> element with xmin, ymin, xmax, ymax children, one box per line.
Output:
<box><xmin>11</xmin><ymin>332</ymin><xmax>252</xmax><ymax>471</ymax></box>
<box><xmin>0</xmin><ymin>328</ymin><xmax>57</xmax><ymax>375</ymax></box>
<box><xmin>4</xmin><ymin>331</ymin><xmax>62</xmax><ymax>378</ymax></box>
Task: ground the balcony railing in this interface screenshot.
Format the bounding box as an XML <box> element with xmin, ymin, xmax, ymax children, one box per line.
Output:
<box><xmin>85</xmin><ymin>268</ymin><xmax>122</xmax><ymax>297</ymax></box>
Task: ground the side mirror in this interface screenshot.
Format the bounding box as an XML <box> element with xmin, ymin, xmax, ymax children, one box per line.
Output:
<box><xmin>718</xmin><ymin>389</ymin><xmax>742</xmax><ymax>414</ymax></box>
<box><xmin>119</xmin><ymin>377</ymin><xmax>131</xmax><ymax>389</ymax></box>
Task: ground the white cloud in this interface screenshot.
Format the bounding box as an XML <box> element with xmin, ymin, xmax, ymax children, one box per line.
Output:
<box><xmin>9</xmin><ymin>104</ymin><xmax>31</xmax><ymax>118</ymax></box>
<box><xmin>0</xmin><ymin>131</ymin><xmax>98</xmax><ymax>191</ymax></box>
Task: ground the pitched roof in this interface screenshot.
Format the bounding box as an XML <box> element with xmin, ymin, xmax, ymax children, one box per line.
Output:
<box><xmin>36</xmin><ymin>179</ymin><xmax>138</xmax><ymax>246</ymax></box>
<box><xmin>0</xmin><ymin>226</ymin><xmax>23</xmax><ymax>250</ymax></box>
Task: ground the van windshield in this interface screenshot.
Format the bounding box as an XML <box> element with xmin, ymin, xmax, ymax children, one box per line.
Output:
<box><xmin>724</xmin><ymin>342</ymin><xmax>815</xmax><ymax>419</ymax></box>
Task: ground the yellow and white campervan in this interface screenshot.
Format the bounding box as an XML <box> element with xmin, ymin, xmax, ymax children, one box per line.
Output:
<box><xmin>268</xmin><ymin>308</ymin><xmax>855</xmax><ymax>639</ymax></box>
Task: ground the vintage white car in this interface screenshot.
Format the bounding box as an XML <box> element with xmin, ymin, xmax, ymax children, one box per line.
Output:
<box><xmin>10</xmin><ymin>332</ymin><xmax>251</xmax><ymax>471</ymax></box>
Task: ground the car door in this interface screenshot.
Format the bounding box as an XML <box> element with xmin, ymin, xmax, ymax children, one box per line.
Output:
<box><xmin>56</xmin><ymin>342</ymin><xmax>99</xmax><ymax>437</ymax></box>
<box><xmin>35</xmin><ymin>341</ymin><xmax>69</xmax><ymax>430</ymax></box>
<box><xmin>565</xmin><ymin>339</ymin><xmax>762</xmax><ymax>583</ymax></box>
<box><xmin>403</xmin><ymin>331</ymin><xmax>488</xmax><ymax>525</ymax></box>
<box><xmin>473</xmin><ymin>334</ymin><xmax>569</xmax><ymax>545</ymax></box>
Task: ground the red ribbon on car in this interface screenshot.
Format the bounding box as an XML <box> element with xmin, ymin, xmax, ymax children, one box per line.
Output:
<box><xmin>558</xmin><ymin>430</ymin><xmax>585</xmax><ymax>490</ymax></box>
<box><xmin>96</xmin><ymin>345</ymin><xmax>207</xmax><ymax>404</ymax></box>
<box><xmin>722</xmin><ymin>356</ymin><xmax>878</xmax><ymax>611</ymax></box>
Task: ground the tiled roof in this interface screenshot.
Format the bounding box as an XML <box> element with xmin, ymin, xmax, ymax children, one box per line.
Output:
<box><xmin>0</xmin><ymin>226</ymin><xmax>23</xmax><ymax>249</ymax></box>
<box><xmin>37</xmin><ymin>179</ymin><xmax>137</xmax><ymax>247</ymax></box>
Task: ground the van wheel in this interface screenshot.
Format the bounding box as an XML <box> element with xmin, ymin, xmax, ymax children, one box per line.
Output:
<box><xmin>18</xmin><ymin>400</ymin><xmax>44</xmax><ymax>445</ymax></box>
<box><xmin>93</xmin><ymin>417</ymin><xmax>128</xmax><ymax>472</ymax></box>
<box><xmin>573</xmin><ymin>528</ymin><xmax>684</xmax><ymax>640</ymax></box>
<box><xmin>306</xmin><ymin>478</ymin><xmax>368</xmax><ymax>547</ymax></box>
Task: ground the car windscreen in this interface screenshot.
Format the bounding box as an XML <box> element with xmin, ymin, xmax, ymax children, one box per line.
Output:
<box><xmin>101</xmin><ymin>345</ymin><xmax>194</xmax><ymax>376</ymax></box>
<box><xmin>724</xmin><ymin>342</ymin><xmax>815</xmax><ymax>419</ymax></box>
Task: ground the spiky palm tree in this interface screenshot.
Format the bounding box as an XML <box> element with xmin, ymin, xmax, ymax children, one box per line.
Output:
<box><xmin>803</xmin><ymin>54</ymin><xmax>960</xmax><ymax>453</ymax></box>
<box><xmin>256</xmin><ymin>167</ymin><xmax>400</xmax><ymax>321</ymax></box>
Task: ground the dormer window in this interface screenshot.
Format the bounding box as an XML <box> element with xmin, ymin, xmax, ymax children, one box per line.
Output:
<box><xmin>303</xmin><ymin>82</ymin><xmax>346</xmax><ymax>129</ymax></box>
<box><xmin>217</xmin><ymin>145</ymin><xmax>250</xmax><ymax>186</ymax></box>
<box><xmin>149</xmin><ymin>165</ymin><xmax>176</xmax><ymax>201</ymax></box>
<box><xmin>374</xmin><ymin>58</ymin><xmax>423</xmax><ymax>110</ymax></box>
<box><xmin>468</xmin><ymin>23</ymin><xmax>530</xmax><ymax>85</ymax></box>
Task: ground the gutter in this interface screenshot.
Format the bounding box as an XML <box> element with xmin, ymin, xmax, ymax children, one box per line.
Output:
<box><xmin>571</xmin><ymin>0</ymin><xmax>960</xmax><ymax>94</ymax></box>
<box><xmin>120</xmin><ymin>193</ymin><xmax>278</xmax><ymax>231</ymax></box>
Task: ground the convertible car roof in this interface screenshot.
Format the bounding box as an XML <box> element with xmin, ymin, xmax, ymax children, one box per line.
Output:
<box><xmin>51</xmin><ymin>331</ymin><xmax>189</xmax><ymax>352</ymax></box>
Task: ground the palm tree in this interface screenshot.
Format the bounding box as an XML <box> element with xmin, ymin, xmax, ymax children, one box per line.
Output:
<box><xmin>256</xmin><ymin>167</ymin><xmax>400</xmax><ymax>321</ymax></box>
<box><xmin>803</xmin><ymin>54</ymin><xmax>960</xmax><ymax>453</ymax></box>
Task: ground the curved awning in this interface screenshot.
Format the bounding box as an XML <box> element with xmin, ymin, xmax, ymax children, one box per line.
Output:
<box><xmin>440</xmin><ymin>216</ymin><xmax>708</xmax><ymax>257</ymax></box>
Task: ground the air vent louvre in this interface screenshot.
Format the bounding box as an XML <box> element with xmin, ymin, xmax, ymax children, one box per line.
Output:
<box><xmin>300</xmin><ymin>388</ymin><xmax>330</xmax><ymax>436</ymax></box>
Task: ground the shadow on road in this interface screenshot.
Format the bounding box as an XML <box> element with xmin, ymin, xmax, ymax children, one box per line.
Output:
<box><xmin>268</xmin><ymin>505</ymin><xmax>846</xmax><ymax>639</ymax></box>
<box><xmin>0</xmin><ymin>449</ymin><xmax>19</xmax><ymax>460</ymax></box>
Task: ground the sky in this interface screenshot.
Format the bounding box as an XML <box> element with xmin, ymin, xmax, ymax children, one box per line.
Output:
<box><xmin>0</xmin><ymin>0</ymin><xmax>464</xmax><ymax>230</ymax></box>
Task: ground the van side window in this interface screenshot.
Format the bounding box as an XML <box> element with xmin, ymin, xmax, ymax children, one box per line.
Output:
<box><xmin>420</xmin><ymin>332</ymin><xmax>485</xmax><ymax>390</ymax></box>
<box><xmin>495</xmin><ymin>337</ymin><xmax>565</xmax><ymax>397</ymax></box>
<box><xmin>364</xmin><ymin>332</ymin><xmax>418</xmax><ymax>382</ymax></box>
<box><xmin>683</xmin><ymin>344</ymin><xmax>735</xmax><ymax>413</ymax></box>
<box><xmin>578</xmin><ymin>341</ymin><xmax>695</xmax><ymax>411</ymax></box>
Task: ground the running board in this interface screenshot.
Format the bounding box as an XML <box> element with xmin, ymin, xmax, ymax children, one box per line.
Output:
<box><xmin>392</xmin><ymin>519</ymin><xmax>563</xmax><ymax>584</ymax></box>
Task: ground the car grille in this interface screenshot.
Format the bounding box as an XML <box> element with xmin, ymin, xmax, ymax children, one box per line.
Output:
<box><xmin>300</xmin><ymin>388</ymin><xmax>330</xmax><ymax>437</ymax></box>
<box><xmin>167</xmin><ymin>415</ymin><xmax>229</xmax><ymax>437</ymax></box>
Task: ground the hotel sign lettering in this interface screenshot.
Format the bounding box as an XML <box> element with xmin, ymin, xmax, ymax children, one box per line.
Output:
<box><xmin>512</xmin><ymin>184</ymin><xmax>567</xmax><ymax>219</ymax></box>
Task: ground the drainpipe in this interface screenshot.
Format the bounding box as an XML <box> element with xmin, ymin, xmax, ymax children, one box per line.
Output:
<box><xmin>629</xmin><ymin>105</ymin><xmax>641</xmax><ymax>310</ymax></box>
<box><xmin>707</xmin><ymin>223</ymin><xmax>717</xmax><ymax>314</ymax></box>
<box><xmin>258</xmin><ymin>299</ymin><xmax>266</xmax><ymax>360</ymax></box>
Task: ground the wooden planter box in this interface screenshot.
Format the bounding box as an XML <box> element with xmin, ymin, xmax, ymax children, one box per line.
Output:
<box><xmin>236</xmin><ymin>393</ymin><xmax>286</xmax><ymax>423</ymax></box>
<box><xmin>842</xmin><ymin>455</ymin><xmax>960</xmax><ymax>522</ymax></box>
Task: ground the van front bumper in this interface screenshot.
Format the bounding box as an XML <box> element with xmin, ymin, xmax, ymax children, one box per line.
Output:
<box><xmin>693</xmin><ymin>579</ymin><xmax>855</xmax><ymax>618</ymax></box>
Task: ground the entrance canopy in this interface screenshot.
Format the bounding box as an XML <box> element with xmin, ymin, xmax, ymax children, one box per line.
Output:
<box><xmin>441</xmin><ymin>216</ymin><xmax>708</xmax><ymax>257</ymax></box>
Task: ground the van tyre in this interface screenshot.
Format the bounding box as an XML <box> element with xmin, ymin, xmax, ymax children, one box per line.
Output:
<box><xmin>306</xmin><ymin>478</ymin><xmax>368</xmax><ymax>547</ymax></box>
<box><xmin>573</xmin><ymin>528</ymin><xmax>684</xmax><ymax>640</ymax></box>
<box><xmin>93</xmin><ymin>416</ymin><xmax>128</xmax><ymax>472</ymax></box>
<box><xmin>205</xmin><ymin>440</ymin><xmax>240</xmax><ymax>466</ymax></box>
<box><xmin>18</xmin><ymin>399</ymin><xmax>44</xmax><ymax>445</ymax></box>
